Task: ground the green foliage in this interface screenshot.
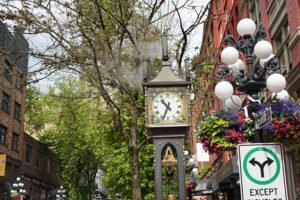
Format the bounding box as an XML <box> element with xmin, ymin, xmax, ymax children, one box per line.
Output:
<box><xmin>25</xmin><ymin>86</ymin><xmax>48</xmax><ymax>135</ymax></box>
<box><xmin>197</xmin><ymin>111</ymin><xmax>252</xmax><ymax>153</ymax></box>
<box><xmin>197</xmin><ymin>165</ymin><xmax>212</xmax><ymax>178</ymax></box>
<box><xmin>25</xmin><ymin>77</ymin><xmax>154</xmax><ymax>199</ymax></box>
<box><xmin>33</xmin><ymin>78</ymin><xmax>107</xmax><ymax>199</ymax></box>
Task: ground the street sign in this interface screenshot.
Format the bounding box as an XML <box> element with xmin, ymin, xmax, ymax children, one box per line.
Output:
<box><xmin>254</xmin><ymin>107</ymin><xmax>272</xmax><ymax>129</ymax></box>
<box><xmin>238</xmin><ymin>143</ymin><xmax>288</xmax><ymax>200</ymax></box>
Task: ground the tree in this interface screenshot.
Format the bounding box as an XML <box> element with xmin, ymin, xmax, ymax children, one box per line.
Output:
<box><xmin>1</xmin><ymin>1</ymin><xmax>211</xmax><ymax>199</ymax></box>
<box><xmin>26</xmin><ymin>78</ymin><xmax>108</xmax><ymax>199</ymax></box>
<box><xmin>26</xmin><ymin>77</ymin><xmax>155</xmax><ymax>199</ymax></box>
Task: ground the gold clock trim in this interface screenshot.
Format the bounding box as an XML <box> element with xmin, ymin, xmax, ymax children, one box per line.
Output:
<box><xmin>146</xmin><ymin>87</ymin><xmax>188</xmax><ymax>126</ymax></box>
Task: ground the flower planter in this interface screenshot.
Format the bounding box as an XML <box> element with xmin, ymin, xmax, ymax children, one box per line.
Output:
<box><xmin>196</xmin><ymin>99</ymin><xmax>300</xmax><ymax>153</ymax></box>
<box><xmin>196</xmin><ymin>111</ymin><xmax>253</xmax><ymax>153</ymax></box>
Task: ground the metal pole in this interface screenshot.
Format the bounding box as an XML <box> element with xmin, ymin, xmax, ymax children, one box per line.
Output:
<box><xmin>188</xmin><ymin>189</ymin><xmax>192</xmax><ymax>200</ymax></box>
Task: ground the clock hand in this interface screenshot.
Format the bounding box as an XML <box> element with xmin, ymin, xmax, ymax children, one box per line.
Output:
<box><xmin>162</xmin><ymin>102</ymin><xmax>171</xmax><ymax>120</ymax></box>
<box><xmin>161</xmin><ymin>99</ymin><xmax>172</xmax><ymax>111</ymax></box>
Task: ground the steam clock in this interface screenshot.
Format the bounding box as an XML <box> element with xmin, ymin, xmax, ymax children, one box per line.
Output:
<box><xmin>143</xmin><ymin>34</ymin><xmax>191</xmax><ymax>200</ymax></box>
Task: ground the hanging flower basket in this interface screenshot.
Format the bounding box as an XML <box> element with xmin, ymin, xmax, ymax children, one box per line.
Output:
<box><xmin>262</xmin><ymin>99</ymin><xmax>300</xmax><ymax>144</ymax></box>
<box><xmin>197</xmin><ymin>98</ymin><xmax>300</xmax><ymax>153</ymax></box>
<box><xmin>185</xmin><ymin>177</ymin><xmax>197</xmax><ymax>190</ymax></box>
<box><xmin>196</xmin><ymin>110</ymin><xmax>254</xmax><ymax>153</ymax></box>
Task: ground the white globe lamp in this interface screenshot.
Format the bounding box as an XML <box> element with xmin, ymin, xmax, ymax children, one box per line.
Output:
<box><xmin>228</xmin><ymin>59</ymin><xmax>245</xmax><ymax>73</ymax></box>
<box><xmin>254</xmin><ymin>40</ymin><xmax>273</xmax><ymax>59</ymax></box>
<box><xmin>237</xmin><ymin>18</ymin><xmax>256</xmax><ymax>37</ymax></box>
<box><xmin>221</xmin><ymin>46</ymin><xmax>239</xmax><ymax>65</ymax></box>
<box><xmin>184</xmin><ymin>150</ymin><xmax>189</xmax><ymax>156</ymax></box>
<box><xmin>273</xmin><ymin>90</ymin><xmax>289</xmax><ymax>100</ymax></box>
<box><xmin>259</xmin><ymin>54</ymin><xmax>275</xmax><ymax>67</ymax></box>
<box><xmin>215</xmin><ymin>81</ymin><xmax>234</xmax><ymax>100</ymax></box>
<box><xmin>266</xmin><ymin>73</ymin><xmax>286</xmax><ymax>93</ymax></box>
<box><xmin>225</xmin><ymin>95</ymin><xmax>242</xmax><ymax>112</ymax></box>
<box><xmin>188</xmin><ymin>158</ymin><xmax>194</xmax><ymax>164</ymax></box>
<box><xmin>192</xmin><ymin>168</ymin><xmax>198</xmax><ymax>175</ymax></box>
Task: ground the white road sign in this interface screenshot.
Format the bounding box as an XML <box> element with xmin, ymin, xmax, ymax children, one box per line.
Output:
<box><xmin>238</xmin><ymin>143</ymin><xmax>289</xmax><ymax>200</ymax></box>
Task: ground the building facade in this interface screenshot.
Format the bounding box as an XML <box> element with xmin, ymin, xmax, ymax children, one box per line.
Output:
<box><xmin>192</xmin><ymin>0</ymin><xmax>300</xmax><ymax>199</ymax></box>
<box><xmin>0</xmin><ymin>20</ymin><xmax>29</xmax><ymax>199</ymax></box>
<box><xmin>22</xmin><ymin>133</ymin><xmax>59</xmax><ymax>200</ymax></box>
<box><xmin>0</xmin><ymin>21</ymin><xmax>59</xmax><ymax>199</ymax></box>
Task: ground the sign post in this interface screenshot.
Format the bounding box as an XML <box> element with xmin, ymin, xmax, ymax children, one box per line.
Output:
<box><xmin>238</xmin><ymin>143</ymin><xmax>288</xmax><ymax>200</ymax></box>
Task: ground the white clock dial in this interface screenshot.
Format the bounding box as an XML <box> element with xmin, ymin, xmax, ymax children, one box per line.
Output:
<box><xmin>152</xmin><ymin>92</ymin><xmax>183</xmax><ymax>120</ymax></box>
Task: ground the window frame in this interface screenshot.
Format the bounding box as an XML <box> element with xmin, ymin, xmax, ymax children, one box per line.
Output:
<box><xmin>12</xmin><ymin>132</ymin><xmax>19</xmax><ymax>152</ymax></box>
<box><xmin>14</xmin><ymin>101</ymin><xmax>21</xmax><ymax>121</ymax></box>
<box><xmin>4</xmin><ymin>60</ymin><xmax>13</xmax><ymax>82</ymax></box>
<box><xmin>2</xmin><ymin>92</ymin><xmax>10</xmax><ymax>114</ymax></box>
<box><xmin>25</xmin><ymin>144</ymin><xmax>33</xmax><ymax>164</ymax></box>
<box><xmin>0</xmin><ymin>125</ymin><xmax>8</xmax><ymax>146</ymax></box>
<box><xmin>36</xmin><ymin>151</ymin><xmax>43</xmax><ymax>168</ymax></box>
<box><xmin>15</xmin><ymin>73</ymin><xmax>24</xmax><ymax>92</ymax></box>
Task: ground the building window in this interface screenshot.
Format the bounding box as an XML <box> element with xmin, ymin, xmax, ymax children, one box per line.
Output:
<box><xmin>218</xmin><ymin>24</ymin><xmax>223</xmax><ymax>43</ymax></box>
<box><xmin>14</xmin><ymin>102</ymin><xmax>21</xmax><ymax>121</ymax></box>
<box><xmin>47</xmin><ymin>158</ymin><xmax>53</xmax><ymax>174</ymax></box>
<box><xmin>272</xmin><ymin>21</ymin><xmax>292</xmax><ymax>74</ymax></box>
<box><xmin>217</xmin><ymin>0</ymin><xmax>221</xmax><ymax>12</ymax></box>
<box><xmin>36</xmin><ymin>151</ymin><xmax>43</xmax><ymax>168</ymax></box>
<box><xmin>13</xmin><ymin>165</ymin><xmax>19</xmax><ymax>176</ymax></box>
<box><xmin>285</xmin><ymin>148</ymin><xmax>300</xmax><ymax>199</ymax></box>
<box><xmin>250</xmin><ymin>0</ymin><xmax>261</xmax><ymax>25</ymax></box>
<box><xmin>4</xmin><ymin>61</ymin><xmax>13</xmax><ymax>82</ymax></box>
<box><xmin>2</xmin><ymin>92</ymin><xmax>10</xmax><ymax>114</ymax></box>
<box><xmin>0</xmin><ymin>125</ymin><xmax>7</xmax><ymax>145</ymax></box>
<box><xmin>25</xmin><ymin>144</ymin><xmax>33</xmax><ymax>164</ymax></box>
<box><xmin>268</xmin><ymin>1</ymin><xmax>277</xmax><ymax>23</ymax></box>
<box><xmin>225</xmin><ymin>6</ymin><xmax>229</xmax><ymax>22</ymax></box>
<box><xmin>12</xmin><ymin>133</ymin><xmax>19</xmax><ymax>152</ymax></box>
<box><xmin>15</xmin><ymin>73</ymin><xmax>24</xmax><ymax>92</ymax></box>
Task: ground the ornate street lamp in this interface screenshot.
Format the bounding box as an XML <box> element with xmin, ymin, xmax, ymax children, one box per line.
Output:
<box><xmin>215</xmin><ymin>18</ymin><xmax>287</xmax><ymax>142</ymax></box>
<box><xmin>95</xmin><ymin>194</ymin><xmax>102</xmax><ymax>200</ymax></box>
<box><xmin>56</xmin><ymin>186</ymin><xmax>67</xmax><ymax>200</ymax></box>
<box><xmin>10</xmin><ymin>177</ymin><xmax>26</xmax><ymax>198</ymax></box>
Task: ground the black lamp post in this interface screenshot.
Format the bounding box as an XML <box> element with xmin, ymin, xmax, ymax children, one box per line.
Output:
<box><xmin>56</xmin><ymin>186</ymin><xmax>67</xmax><ymax>200</ymax></box>
<box><xmin>214</xmin><ymin>18</ymin><xmax>287</xmax><ymax>143</ymax></box>
<box><xmin>10</xmin><ymin>177</ymin><xmax>26</xmax><ymax>198</ymax></box>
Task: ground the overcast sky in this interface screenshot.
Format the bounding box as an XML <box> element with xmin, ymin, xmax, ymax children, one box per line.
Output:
<box><xmin>28</xmin><ymin>0</ymin><xmax>210</xmax><ymax>92</ymax></box>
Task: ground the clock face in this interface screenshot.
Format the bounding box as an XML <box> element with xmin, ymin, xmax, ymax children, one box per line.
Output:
<box><xmin>152</xmin><ymin>92</ymin><xmax>183</xmax><ymax>121</ymax></box>
<box><xmin>146</xmin><ymin>87</ymin><xmax>189</xmax><ymax>126</ymax></box>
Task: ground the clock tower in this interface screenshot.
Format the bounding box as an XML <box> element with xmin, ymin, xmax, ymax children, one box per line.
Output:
<box><xmin>143</xmin><ymin>34</ymin><xmax>191</xmax><ymax>200</ymax></box>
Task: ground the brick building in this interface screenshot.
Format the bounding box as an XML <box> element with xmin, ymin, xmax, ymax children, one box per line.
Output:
<box><xmin>0</xmin><ymin>21</ymin><xmax>59</xmax><ymax>199</ymax></box>
<box><xmin>191</xmin><ymin>0</ymin><xmax>300</xmax><ymax>199</ymax></box>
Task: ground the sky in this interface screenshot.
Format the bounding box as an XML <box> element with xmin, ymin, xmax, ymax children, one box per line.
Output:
<box><xmin>26</xmin><ymin>0</ymin><xmax>210</xmax><ymax>92</ymax></box>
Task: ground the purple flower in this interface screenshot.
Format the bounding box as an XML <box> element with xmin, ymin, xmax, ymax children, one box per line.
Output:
<box><xmin>271</xmin><ymin>99</ymin><xmax>300</xmax><ymax>116</ymax></box>
<box><xmin>214</xmin><ymin>110</ymin><xmax>237</xmax><ymax>120</ymax></box>
<box><xmin>257</xmin><ymin>104</ymin><xmax>267</xmax><ymax>115</ymax></box>
<box><xmin>262</xmin><ymin>124</ymin><xmax>275</xmax><ymax>131</ymax></box>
